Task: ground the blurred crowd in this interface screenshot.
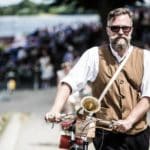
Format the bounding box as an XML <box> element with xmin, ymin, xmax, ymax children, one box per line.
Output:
<box><xmin>132</xmin><ymin>7</ymin><xmax>150</xmax><ymax>48</ymax></box>
<box><xmin>0</xmin><ymin>7</ymin><xmax>149</xmax><ymax>90</ymax></box>
<box><xmin>0</xmin><ymin>22</ymin><xmax>102</xmax><ymax>89</ymax></box>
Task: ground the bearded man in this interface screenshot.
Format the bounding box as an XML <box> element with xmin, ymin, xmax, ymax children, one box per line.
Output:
<box><xmin>45</xmin><ymin>8</ymin><xmax>150</xmax><ymax>150</ymax></box>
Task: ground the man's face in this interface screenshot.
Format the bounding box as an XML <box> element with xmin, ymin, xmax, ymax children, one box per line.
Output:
<box><xmin>107</xmin><ymin>14</ymin><xmax>133</xmax><ymax>52</ymax></box>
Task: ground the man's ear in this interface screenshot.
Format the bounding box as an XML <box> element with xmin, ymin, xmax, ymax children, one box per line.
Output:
<box><xmin>131</xmin><ymin>27</ymin><xmax>134</xmax><ymax>34</ymax></box>
<box><xmin>106</xmin><ymin>27</ymin><xmax>110</xmax><ymax>36</ymax></box>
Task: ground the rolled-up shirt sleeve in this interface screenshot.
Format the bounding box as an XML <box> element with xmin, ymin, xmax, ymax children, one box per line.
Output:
<box><xmin>61</xmin><ymin>47</ymin><xmax>99</xmax><ymax>93</ymax></box>
<box><xmin>141</xmin><ymin>49</ymin><xmax>150</xmax><ymax>98</ymax></box>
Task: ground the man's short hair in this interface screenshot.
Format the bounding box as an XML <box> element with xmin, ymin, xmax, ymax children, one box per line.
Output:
<box><xmin>107</xmin><ymin>7</ymin><xmax>133</xmax><ymax>23</ymax></box>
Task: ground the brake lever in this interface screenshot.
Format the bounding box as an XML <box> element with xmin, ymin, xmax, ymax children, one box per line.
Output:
<box><xmin>51</xmin><ymin>122</ymin><xmax>54</xmax><ymax>129</ymax></box>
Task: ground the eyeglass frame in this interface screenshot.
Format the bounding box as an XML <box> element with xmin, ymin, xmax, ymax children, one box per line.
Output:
<box><xmin>107</xmin><ymin>25</ymin><xmax>133</xmax><ymax>34</ymax></box>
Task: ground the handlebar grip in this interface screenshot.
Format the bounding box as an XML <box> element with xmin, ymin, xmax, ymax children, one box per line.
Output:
<box><xmin>96</xmin><ymin>118</ymin><xmax>114</xmax><ymax>128</ymax></box>
<box><xmin>45</xmin><ymin>113</ymin><xmax>75</xmax><ymax>123</ymax></box>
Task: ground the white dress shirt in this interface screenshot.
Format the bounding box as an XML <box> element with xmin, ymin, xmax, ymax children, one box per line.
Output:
<box><xmin>61</xmin><ymin>46</ymin><xmax>150</xmax><ymax>98</ymax></box>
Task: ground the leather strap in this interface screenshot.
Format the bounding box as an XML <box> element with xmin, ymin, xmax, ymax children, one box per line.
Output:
<box><xmin>98</xmin><ymin>49</ymin><xmax>132</xmax><ymax>103</ymax></box>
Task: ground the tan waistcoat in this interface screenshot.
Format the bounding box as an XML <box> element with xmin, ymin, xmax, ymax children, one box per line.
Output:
<box><xmin>92</xmin><ymin>44</ymin><xmax>147</xmax><ymax>135</ymax></box>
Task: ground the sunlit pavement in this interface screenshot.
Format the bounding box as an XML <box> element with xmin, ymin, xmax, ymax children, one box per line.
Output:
<box><xmin>0</xmin><ymin>88</ymin><xmax>59</xmax><ymax>150</ymax></box>
<box><xmin>0</xmin><ymin>88</ymin><xmax>95</xmax><ymax>150</ymax></box>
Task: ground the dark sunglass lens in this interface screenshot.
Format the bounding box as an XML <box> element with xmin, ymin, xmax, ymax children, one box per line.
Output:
<box><xmin>110</xmin><ymin>26</ymin><xmax>120</xmax><ymax>32</ymax></box>
<box><xmin>109</xmin><ymin>26</ymin><xmax>132</xmax><ymax>33</ymax></box>
<box><xmin>122</xmin><ymin>26</ymin><xmax>131</xmax><ymax>32</ymax></box>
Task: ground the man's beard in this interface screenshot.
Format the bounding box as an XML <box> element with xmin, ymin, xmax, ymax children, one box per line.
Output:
<box><xmin>110</xmin><ymin>36</ymin><xmax>130</xmax><ymax>52</ymax></box>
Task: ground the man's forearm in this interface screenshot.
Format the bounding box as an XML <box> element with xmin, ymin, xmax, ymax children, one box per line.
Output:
<box><xmin>51</xmin><ymin>83</ymin><xmax>72</xmax><ymax>113</ymax></box>
<box><xmin>126</xmin><ymin>97</ymin><xmax>150</xmax><ymax>125</ymax></box>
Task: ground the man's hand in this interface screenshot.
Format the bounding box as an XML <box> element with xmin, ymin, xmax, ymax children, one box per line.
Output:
<box><xmin>45</xmin><ymin>111</ymin><xmax>62</xmax><ymax>123</ymax></box>
<box><xmin>112</xmin><ymin>98</ymin><xmax>150</xmax><ymax>133</ymax></box>
<box><xmin>113</xmin><ymin>119</ymin><xmax>133</xmax><ymax>133</ymax></box>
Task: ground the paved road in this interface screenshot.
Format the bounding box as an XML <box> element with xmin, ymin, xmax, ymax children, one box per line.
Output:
<box><xmin>0</xmin><ymin>88</ymin><xmax>58</xmax><ymax>150</ymax></box>
<box><xmin>0</xmin><ymin>88</ymin><xmax>56</xmax><ymax>113</ymax></box>
<box><xmin>0</xmin><ymin>88</ymin><xmax>95</xmax><ymax>150</ymax></box>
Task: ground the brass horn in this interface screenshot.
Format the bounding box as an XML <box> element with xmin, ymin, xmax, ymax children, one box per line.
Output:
<box><xmin>81</xmin><ymin>96</ymin><xmax>100</xmax><ymax>114</ymax></box>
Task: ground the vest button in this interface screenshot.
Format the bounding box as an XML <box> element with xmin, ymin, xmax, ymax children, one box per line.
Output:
<box><xmin>120</xmin><ymin>80</ymin><xmax>124</xmax><ymax>84</ymax></box>
<box><xmin>122</xmin><ymin>95</ymin><xmax>125</xmax><ymax>99</ymax></box>
<box><xmin>120</xmin><ymin>95</ymin><xmax>125</xmax><ymax>99</ymax></box>
<box><xmin>121</xmin><ymin>107</ymin><xmax>125</xmax><ymax>112</ymax></box>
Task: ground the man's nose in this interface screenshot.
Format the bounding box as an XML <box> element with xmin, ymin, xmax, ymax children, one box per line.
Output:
<box><xmin>118</xmin><ymin>28</ymin><xmax>124</xmax><ymax>34</ymax></box>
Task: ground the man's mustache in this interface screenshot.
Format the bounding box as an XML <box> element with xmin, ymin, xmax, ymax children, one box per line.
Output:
<box><xmin>113</xmin><ymin>36</ymin><xmax>128</xmax><ymax>44</ymax></box>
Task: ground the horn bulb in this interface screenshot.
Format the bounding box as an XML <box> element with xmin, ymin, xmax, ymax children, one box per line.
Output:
<box><xmin>81</xmin><ymin>96</ymin><xmax>100</xmax><ymax>113</ymax></box>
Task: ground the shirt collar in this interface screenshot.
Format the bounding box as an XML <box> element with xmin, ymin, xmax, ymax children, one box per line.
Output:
<box><xmin>109</xmin><ymin>44</ymin><xmax>133</xmax><ymax>63</ymax></box>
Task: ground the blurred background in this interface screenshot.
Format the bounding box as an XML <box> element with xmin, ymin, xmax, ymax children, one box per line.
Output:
<box><xmin>0</xmin><ymin>0</ymin><xmax>149</xmax><ymax>150</ymax></box>
<box><xmin>0</xmin><ymin>0</ymin><xmax>149</xmax><ymax>90</ymax></box>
